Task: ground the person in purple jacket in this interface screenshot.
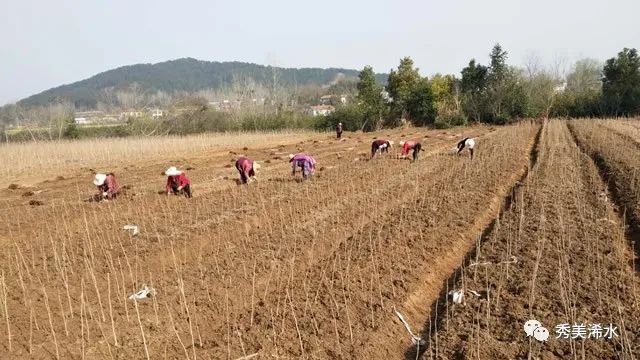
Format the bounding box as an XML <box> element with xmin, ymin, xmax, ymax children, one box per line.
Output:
<box><xmin>289</xmin><ymin>153</ymin><xmax>316</xmax><ymax>180</ymax></box>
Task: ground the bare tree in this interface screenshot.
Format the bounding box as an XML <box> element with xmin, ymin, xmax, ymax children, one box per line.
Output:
<box><xmin>523</xmin><ymin>54</ymin><xmax>562</xmax><ymax>118</ymax></box>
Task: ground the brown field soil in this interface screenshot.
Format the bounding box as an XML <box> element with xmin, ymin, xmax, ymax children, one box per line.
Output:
<box><xmin>0</xmin><ymin>125</ymin><xmax>519</xmax><ymax>359</ymax></box>
<box><xmin>423</xmin><ymin>121</ymin><xmax>640</xmax><ymax>359</ymax></box>
<box><xmin>2</xmin><ymin>120</ymin><xmax>636</xmax><ymax>360</ymax></box>
<box><xmin>570</xmin><ymin>120</ymin><xmax>640</xmax><ymax>271</ymax></box>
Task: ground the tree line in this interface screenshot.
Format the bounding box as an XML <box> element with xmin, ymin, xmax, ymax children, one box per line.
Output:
<box><xmin>323</xmin><ymin>44</ymin><xmax>640</xmax><ymax>131</ymax></box>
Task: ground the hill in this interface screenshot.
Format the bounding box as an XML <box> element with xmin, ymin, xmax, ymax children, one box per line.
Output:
<box><xmin>18</xmin><ymin>58</ymin><xmax>388</xmax><ymax>108</ymax></box>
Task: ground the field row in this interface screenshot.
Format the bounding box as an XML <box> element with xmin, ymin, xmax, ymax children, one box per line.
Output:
<box><xmin>424</xmin><ymin>121</ymin><xmax>640</xmax><ymax>359</ymax></box>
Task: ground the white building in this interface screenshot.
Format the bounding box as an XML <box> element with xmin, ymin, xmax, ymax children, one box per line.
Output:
<box><xmin>308</xmin><ymin>105</ymin><xmax>335</xmax><ymax>117</ymax></box>
<box><xmin>150</xmin><ymin>109</ymin><xmax>164</xmax><ymax>118</ymax></box>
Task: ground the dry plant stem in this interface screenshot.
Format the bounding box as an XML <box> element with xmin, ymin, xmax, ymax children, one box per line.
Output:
<box><xmin>0</xmin><ymin>272</ymin><xmax>11</xmax><ymax>352</ymax></box>
<box><xmin>133</xmin><ymin>299</ymin><xmax>150</xmax><ymax>360</ymax></box>
<box><xmin>42</xmin><ymin>285</ymin><xmax>60</xmax><ymax>359</ymax></box>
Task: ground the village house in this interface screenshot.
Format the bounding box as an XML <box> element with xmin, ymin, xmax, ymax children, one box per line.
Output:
<box><xmin>150</xmin><ymin>108</ymin><xmax>164</xmax><ymax>118</ymax></box>
<box><xmin>119</xmin><ymin>109</ymin><xmax>143</xmax><ymax>120</ymax></box>
<box><xmin>73</xmin><ymin>110</ymin><xmax>105</xmax><ymax>124</ymax></box>
<box><xmin>308</xmin><ymin>104</ymin><xmax>335</xmax><ymax>117</ymax></box>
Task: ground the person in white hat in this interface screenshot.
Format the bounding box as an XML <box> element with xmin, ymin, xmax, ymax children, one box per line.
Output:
<box><xmin>235</xmin><ymin>156</ymin><xmax>261</xmax><ymax>184</ymax></box>
<box><xmin>456</xmin><ymin>137</ymin><xmax>476</xmax><ymax>160</ymax></box>
<box><xmin>336</xmin><ymin>122</ymin><xmax>343</xmax><ymax>139</ymax></box>
<box><xmin>93</xmin><ymin>172</ymin><xmax>119</xmax><ymax>201</ymax></box>
<box><xmin>165</xmin><ymin>166</ymin><xmax>192</xmax><ymax>197</ymax></box>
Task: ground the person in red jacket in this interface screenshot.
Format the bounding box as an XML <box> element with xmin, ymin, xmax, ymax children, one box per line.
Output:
<box><xmin>93</xmin><ymin>173</ymin><xmax>119</xmax><ymax>201</ymax></box>
<box><xmin>400</xmin><ymin>140</ymin><xmax>422</xmax><ymax>161</ymax></box>
<box><xmin>235</xmin><ymin>156</ymin><xmax>261</xmax><ymax>184</ymax></box>
<box><xmin>371</xmin><ymin>139</ymin><xmax>394</xmax><ymax>158</ymax></box>
<box><xmin>165</xmin><ymin>166</ymin><xmax>192</xmax><ymax>197</ymax></box>
<box><xmin>336</xmin><ymin>122</ymin><xmax>343</xmax><ymax>139</ymax></box>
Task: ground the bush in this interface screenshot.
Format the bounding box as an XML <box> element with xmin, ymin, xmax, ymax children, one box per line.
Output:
<box><xmin>63</xmin><ymin>120</ymin><xmax>80</xmax><ymax>139</ymax></box>
<box><xmin>318</xmin><ymin>105</ymin><xmax>365</xmax><ymax>132</ymax></box>
<box><xmin>434</xmin><ymin>113</ymin><xmax>467</xmax><ymax>129</ymax></box>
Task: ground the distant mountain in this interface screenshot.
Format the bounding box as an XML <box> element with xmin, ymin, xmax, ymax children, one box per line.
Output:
<box><xmin>18</xmin><ymin>58</ymin><xmax>388</xmax><ymax>108</ymax></box>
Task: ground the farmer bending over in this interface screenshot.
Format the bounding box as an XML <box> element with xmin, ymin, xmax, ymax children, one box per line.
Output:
<box><xmin>235</xmin><ymin>156</ymin><xmax>261</xmax><ymax>184</ymax></box>
<box><xmin>165</xmin><ymin>166</ymin><xmax>192</xmax><ymax>197</ymax></box>
<box><xmin>456</xmin><ymin>137</ymin><xmax>476</xmax><ymax>160</ymax></box>
<box><xmin>371</xmin><ymin>139</ymin><xmax>394</xmax><ymax>158</ymax></box>
<box><xmin>289</xmin><ymin>153</ymin><xmax>316</xmax><ymax>180</ymax></box>
<box><xmin>94</xmin><ymin>173</ymin><xmax>119</xmax><ymax>201</ymax></box>
<box><xmin>400</xmin><ymin>140</ymin><xmax>422</xmax><ymax>161</ymax></box>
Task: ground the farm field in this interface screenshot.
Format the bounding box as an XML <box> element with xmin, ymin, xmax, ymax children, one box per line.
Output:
<box><xmin>423</xmin><ymin>120</ymin><xmax>640</xmax><ymax>360</ymax></box>
<box><xmin>0</xmin><ymin>120</ymin><xmax>638</xmax><ymax>359</ymax></box>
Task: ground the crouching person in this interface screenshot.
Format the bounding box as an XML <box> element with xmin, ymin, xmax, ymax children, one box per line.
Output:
<box><xmin>289</xmin><ymin>153</ymin><xmax>316</xmax><ymax>180</ymax></box>
<box><xmin>371</xmin><ymin>139</ymin><xmax>394</xmax><ymax>158</ymax></box>
<box><xmin>94</xmin><ymin>173</ymin><xmax>119</xmax><ymax>201</ymax></box>
<box><xmin>400</xmin><ymin>140</ymin><xmax>422</xmax><ymax>161</ymax></box>
<box><xmin>235</xmin><ymin>156</ymin><xmax>261</xmax><ymax>184</ymax></box>
<box><xmin>456</xmin><ymin>137</ymin><xmax>476</xmax><ymax>160</ymax></box>
<box><xmin>165</xmin><ymin>166</ymin><xmax>192</xmax><ymax>197</ymax></box>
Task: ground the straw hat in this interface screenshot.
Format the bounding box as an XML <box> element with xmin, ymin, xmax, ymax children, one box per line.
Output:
<box><xmin>253</xmin><ymin>161</ymin><xmax>261</xmax><ymax>170</ymax></box>
<box><xmin>288</xmin><ymin>154</ymin><xmax>295</xmax><ymax>160</ymax></box>
<box><xmin>93</xmin><ymin>173</ymin><xmax>107</xmax><ymax>186</ymax></box>
<box><xmin>165</xmin><ymin>166</ymin><xmax>182</xmax><ymax>176</ymax></box>
<box><xmin>398</xmin><ymin>141</ymin><xmax>404</xmax><ymax>146</ymax></box>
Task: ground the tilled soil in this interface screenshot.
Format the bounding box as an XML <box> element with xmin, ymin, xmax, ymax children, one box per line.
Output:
<box><xmin>424</xmin><ymin>121</ymin><xmax>640</xmax><ymax>359</ymax></box>
<box><xmin>570</xmin><ymin>120</ymin><xmax>640</xmax><ymax>271</ymax></box>
<box><xmin>1</xmin><ymin>125</ymin><xmax>521</xmax><ymax>359</ymax></box>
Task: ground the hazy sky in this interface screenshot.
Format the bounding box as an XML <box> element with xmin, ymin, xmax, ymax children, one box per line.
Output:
<box><xmin>1</xmin><ymin>0</ymin><xmax>638</xmax><ymax>105</ymax></box>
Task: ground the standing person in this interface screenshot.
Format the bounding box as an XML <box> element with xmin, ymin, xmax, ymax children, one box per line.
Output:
<box><xmin>336</xmin><ymin>122</ymin><xmax>343</xmax><ymax>139</ymax></box>
<box><xmin>456</xmin><ymin>137</ymin><xmax>476</xmax><ymax>160</ymax></box>
<box><xmin>400</xmin><ymin>140</ymin><xmax>422</xmax><ymax>161</ymax></box>
<box><xmin>370</xmin><ymin>139</ymin><xmax>394</xmax><ymax>159</ymax></box>
<box><xmin>93</xmin><ymin>173</ymin><xmax>119</xmax><ymax>201</ymax></box>
<box><xmin>165</xmin><ymin>166</ymin><xmax>192</xmax><ymax>198</ymax></box>
<box><xmin>289</xmin><ymin>153</ymin><xmax>316</xmax><ymax>180</ymax></box>
<box><xmin>235</xmin><ymin>156</ymin><xmax>261</xmax><ymax>184</ymax></box>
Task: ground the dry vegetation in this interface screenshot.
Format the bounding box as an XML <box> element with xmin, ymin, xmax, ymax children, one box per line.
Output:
<box><xmin>0</xmin><ymin>130</ymin><xmax>319</xmax><ymax>186</ymax></box>
<box><xmin>0</xmin><ymin>120</ymin><xmax>638</xmax><ymax>359</ymax></box>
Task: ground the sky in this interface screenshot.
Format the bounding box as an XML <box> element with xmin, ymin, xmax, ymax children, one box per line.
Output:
<box><xmin>1</xmin><ymin>0</ymin><xmax>638</xmax><ymax>105</ymax></box>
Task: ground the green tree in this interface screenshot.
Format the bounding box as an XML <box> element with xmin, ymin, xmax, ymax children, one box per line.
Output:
<box><xmin>430</xmin><ymin>74</ymin><xmax>461</xmax><ymax>116</ymax></box>
<box><xmin>406</xmin><ymin>78</ymin><xmax>437</xmax><ymax>126</ymax></box>
<box><xmin>487</xmin><ymin>43</ymin><xmax>509</xmax><ymax>120</ymax></box>
<box><xmin>602</xmin><ymin>48</ymin><xmax>640</xmax><ymax>116</ymax></box>
<box><xmin>460</xmin><ymin>59</ymin><xmax>489</xmax><ymax>121</ymax></box>
<box><xmin>387</xmin><ymin>57</ymin><xmax>421</xmax><ymax>123</ymax></box>
<box><xmin>356</xmin><ymin>66</ymin><xmax>385</xmax><ymax>131</ymax></box>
